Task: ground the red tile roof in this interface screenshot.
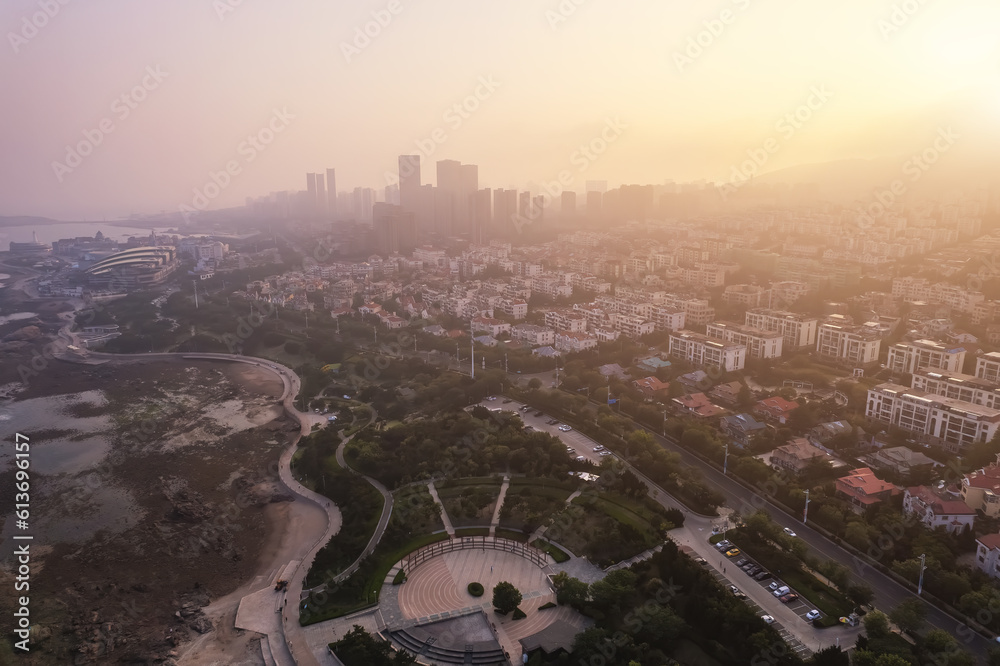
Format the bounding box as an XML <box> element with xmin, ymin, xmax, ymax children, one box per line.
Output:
<box><xmin>978</xmin><ymin>533</ymin><xmax>1000</xmax><ymax>551</ymax></box>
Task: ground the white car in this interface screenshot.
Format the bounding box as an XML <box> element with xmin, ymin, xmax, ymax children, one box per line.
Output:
<box><xmin>558</xmin><ymin>425</ymin><xmax>572</xmax><ymax>432</ymax></box>
<box><xmin>566</xmin><ymin>446</ymin><xmax>575</xmax><ymax>452</ymax></box>
<box><xmin>805</xmin><ymin>610</ymin><xmax>821</xmax><ymax>621</ymax></box>
<box><xmin>761</xmin><ymin>615</ymin><xmax>775</xmax><ymax>625</ymax></box>
<box><xmin>593</xmin><ymin>446</ymin><xmax>605</xmax><ymax>452</ymax></box>
<box><xmin>783</xmin><ymin>527</ymin><xmax>797</xmax><ymax>537</ymax></box>
<box><xmin>575</xmin><ymin>455</ymin><xmax>586</xmax><ymax>462</ymax></box>
<box><xmin>599</xmin><ymin>451</ymin><xmax>612</xmax><ymax>456</ymax></box>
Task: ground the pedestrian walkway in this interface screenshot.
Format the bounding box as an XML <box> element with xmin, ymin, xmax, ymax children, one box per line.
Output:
<box><xmin>427</xmin><ymin>480</ymin><xmax>456</xmax><ymax>538</ymax></box>
<box><xmin>489</xmin><ymin>474</ymin><xmax>510</xmax><ymax>536</ymax></box>
<box><xmin>529</xmin><ymin>489</ymin><xmax>581</xmax><ymax>542</ymax></box>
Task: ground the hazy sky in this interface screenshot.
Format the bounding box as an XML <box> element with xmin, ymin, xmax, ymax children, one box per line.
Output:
<box><xmin>1</xmin><ymin>0</ymin><xmax>998</xmax><ymax>219</ymax></box>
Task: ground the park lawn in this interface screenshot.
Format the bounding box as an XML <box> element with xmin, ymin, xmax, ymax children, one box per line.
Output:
<box><xmin>437</xmin><ymin>483</ymin><xmax>502</xmax><ymax>528</ymax></box>
<box><xmin>455</xmin><ymin>527</ymin><xmax>491</xmax><ymax>537</ymax></box>
<box><xmin>509</xmin><ymin>476</ymin><xmax>580</xmax><ymax>491</ymax></box>
<box><xmin>531</xmin><ymin>538</ymin><xmax>570</xmax><ymax>563</ymax></box>
<box><xmin>494</xmin><ymin>528</ymin><xmax>529</xmax><ymax>542</ymax></box>
<box><xmin>393</xmin><ymin>485</ymin><xmax>444</xmax><ymax>534</ymax></box>
<box><xmin>573</xmin><ymin>492</ymin><xmax>663</xmax><ymax>539</ymax></box>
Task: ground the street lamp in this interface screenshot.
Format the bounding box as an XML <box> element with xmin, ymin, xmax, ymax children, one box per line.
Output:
<box><xmin>917</xmin><ymin>553</ymin><xmax>926</xmax><ymax>596</ymax></box>
<box><xmin>723</xmin><ymin>442</ymin><xmax>729</xmax><ymax>475</ymax></box>
<box><xmin>803</xmin><ymin>489</ymin><xmax>811</xmax><ymax>524</ymax></box>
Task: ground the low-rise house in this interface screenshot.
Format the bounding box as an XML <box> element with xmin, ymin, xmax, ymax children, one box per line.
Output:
<box><xmin>636</xmin><ymin>356</ymin><xmax>672</xmax><ymax>374</ymax></box>
<box><xmin>903</xmin><ymin>486</ymin><xmax>975</xmax><ymax>534</ymax></box>
<box><xmin>961</xmin><ymin>456</ymin><xmax>1000</xmax><ymax>517</ymax></box>
<box><xmin>473</xmin><ymin>335</ymin><xmax>499</xmax><ymax>347</ymax></box>
<box><xmin>678</xmin><ymin>370</ymin><xmax>709</xmax><ymax>392</ymax></box>
<box><xmin>770</xmin><ymin>437</ymin><xmax>829</xmax><ymax>474</ymax></box>
<box><xmin>720</xmin><ymin>413</ymin><xmax>768</xmax><ymax>448</ymax></box>
<box><xmin>808</xmin><ymin>420</ymin><xmax>853</xmax><ymax>444</ymax></box>
<box><xmin>532</xmin><ymin>345</ymin><xmax>560</xmax><ymax>358</ymax></box>
<box><xmin>633</xmin><ymin>376</ymin><xmax>670</xmax><ymax>398</ymax></box>
<box><xmin>710</xmin><ymin>380</ymin><xmax>745</xmax><ymax>406</ymax></box>
<box><xmin>836</xmin><ymin>468</ymin><xmax>900</xmax><ymax>512</ymax></box>
<box><xmin>755</xmin><ymin>396</ymin><xmax>800</xmax><ymax>424</ymax></box>
<box><xmin>672</xmin><ymin>393</ymin><xmax>727</xmax><ymax>418</ymax></box>
<box><xmin>554</xmin><ymin>331</ymin><xmax>598</xmax><ymax>354</ymax></box>
<box><xmin>976</xmin><ymin>534</ymin><xmax>1000</xmax><ymax>579</ymax></box>
<box><xmin>598</xmin><ymin>363</ymin><xmax>630</xmax><ymax>381</ymax></box>
<box><xmin>868</xmin><ymin>446</ymin><xmax>938</xmax><ymax>475</ymax></box>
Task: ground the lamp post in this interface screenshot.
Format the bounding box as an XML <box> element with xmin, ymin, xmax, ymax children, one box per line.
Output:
<box><xmin>723</xmin><ymin>442</ymin><xmax>729</xmax><ymax>476</ymax></box>
<box><xmin>662</xmin><ymin>410</ymin><xmax>667</xmax><ymax>437</ymax></box>
<box><xmin>917</xmin><ymin>553</ymin><xmax>926</xmax><ymax>596</ymax></box>
<box><xmin>803</xmin><ymin>489</ymin><xmax>810</xmax><ymax>524</ymax></box>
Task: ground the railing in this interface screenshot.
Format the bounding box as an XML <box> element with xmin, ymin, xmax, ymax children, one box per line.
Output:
<box><xmin>402</xmin><ymin>536</ymin><xmax>548</xmax><ymax>575</ymax></box>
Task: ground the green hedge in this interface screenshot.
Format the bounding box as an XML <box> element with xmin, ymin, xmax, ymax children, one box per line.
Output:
<box><xmin>468</xmin><ymin>582</ymin><xmax>484</xmax><ymax>597</ymax></box>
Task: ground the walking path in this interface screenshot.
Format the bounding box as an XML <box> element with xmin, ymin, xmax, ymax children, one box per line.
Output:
<box><xmin>529</xmin><ymin>489</ymin><xmax>581</xmax><ymax>543</ymax></box>
<box><xmin>426</xmin><ymin>480</ymin><xmax>456</xmax><ymax>538</ymax></box>
<box><xmin>488</xmin><ymin>474</ymin><xmax>510</xmax><ymax>536</ymax></box>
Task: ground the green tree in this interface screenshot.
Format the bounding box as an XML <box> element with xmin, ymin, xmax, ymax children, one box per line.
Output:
<box><xmin>889</xmin><ymin>598</ymin><xmax>926</xmax><ymax>634</ymax></box>
<box><xmin>330</xmin><ymin>625</ymin><xmax>417</xmax><ymax>665</ymax></box>
<box><xmin>527</xmin><ymin>377</ymin><xmax>542</xmax><ymax>389</ymax></box>
<box><xmin>551</xmin><ymin>572</ymin><xmax>589</xmax><ymax>607</ymax></box>
<box><xmin>492</xmin><ymin>581</ymin><xmax>522</xmax><ymax>615</ymax></box>
<box><xmin>847</xmin><ymin>584</ymin><xmax>875</xmax><ymax>608</ymax></box>
<box><xmin>811</xmin><ymin>645</ymin><xmax>850</xmax><ymax>666</ymax></box>
<box><xmin>863</xmin><ymin>610</ymin><xmax>891</xmax><ymax>639</ymax></box>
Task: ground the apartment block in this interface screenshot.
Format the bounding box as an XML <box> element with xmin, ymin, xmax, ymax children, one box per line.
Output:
<box><xmin>886</xmin><ymin>339</ymin><xmax>967</xmax><ymax>374</ymax></box>
<box><xmin>866</xmin><ymin>382</ymin><xmax>1000</xmax><ymax>451</ymax></box>
<box><xmin>816</xmin><ymin>321</ymin><xmax>881</xmax><ymax>365</ymax></box>
<box><xmin>744</xmin><ymin>308</ymin><xmax>818</xmax><ymax>348</ymax></box>
<box><xmin>911</xmin><ymin>368</ymin><xmax>1000</xmax><ymax>409</ymax></box>
<box><xmin>705</xmin><ymin>321</ymin><xmax>783</xmax><ymax>359</ymax></box>
<box><xmin>554</xmin><ymin>331</ymin><xmax>599</xmax><ymax>353</ymax></box>
<box><xmin>723</xmin><ymin>284</ymin><xmax>768</xmax><ymax>308</ymax></box>
<box><xmin>977</xmin><ymin>352</ymin><xmax>1000</xmax><ymax>383</ymax></box>
<box><xmin>611</xmin><ymin>313</ymin><xmax>655</xmax><ymax>339</ymax></box>
<box><xmin>662</xmin><ymin>295</ymin><xmax>715</xmax><ymax>326</ymax></box>
<box><xmin>511</xmin><ymin>324</ymin><xmax>555</xmax><ymax>346</ymax></box>
<box><xmin>545</xmin><ymin>310</ymin><xmax>588</xmax><ymax>333</ymax></box>
<box><xmin>650</xmin><ymin>305</ymin><xmax>686</xmax><ymax>332</ymax></box>
<box><xmin>668</xmin><ymin>330</ymin><xmax>746</xmax><ymax>371</ymax></box>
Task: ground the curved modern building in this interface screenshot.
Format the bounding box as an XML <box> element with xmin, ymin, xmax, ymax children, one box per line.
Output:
<box><xmin>84</xmin><ymin>246</ymin><xmax>178</xmax><ymax>289</ymax></box>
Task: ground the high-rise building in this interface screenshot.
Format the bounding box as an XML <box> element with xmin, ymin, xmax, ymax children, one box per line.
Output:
<box><xmin>586</xmin><ymin>191</ymin><xmax>602</xmax><ymax>218</ymax></box>
<box><xmin>353</xmin><ymin>187</ymin><xmax>376</xmax><ymax>222</ymax></box>
<box><xmin>326</xmin><ymin>168</ymin><xmax>337</xmax><ymax>219</ymax></box>
<box><xmin>473</xmin><ymin>188</ymin><xmax>491</xmax><ymax>244</ymax></box>
<box><xmin>586</xmin><ymin>180</ymin><xmax>608</xmax><ymax>193</ymax></box>
<box><xmin>306</xmin><ymin>173</ymin><xmax>317</xmax><ymax>212</ymax></box>
<box><xmin>373</xmin><ymin>203</ymin><xmax>416</xmax><ymax>255</ymax></box>
<box><xmin>398</xmin><ymin>155</ymin><xmax>421</xmax><ymax>214</ymax></box>
<box><xmin>561</xmin><ymin>191</ymin><xmax>577</xmax><ymax>216</ymax></box>
<box><xmin>315</xmin><ymin>173</ymin><xmax>326</xmax><ymax>218</ymax></box>
<box><xmin>493</xmin><ymin>189</ymin><xmax>517</xmax><ymax>237</ymax></box>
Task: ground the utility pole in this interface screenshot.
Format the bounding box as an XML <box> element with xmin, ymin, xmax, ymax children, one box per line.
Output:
<box><xmin>662</xmin><ymin>411</ymin><xmax>667</xmax><ymax>437</ymax></box>
<box><xmin>917</xmin><ymin>553</ymin><xmax>926</xmax><ymax>596</ymax></box>
<box><xmin>504</xmin><ymin>353</ymin><xmax>508</xmax><ymax>375</ymax></box>
<box><xmin>803</xmin><ymin>489</ymin><xmax>811</xmax><ymax>524</ymax></box>
<box><xmin>470</xmin><ymin>320</ymin><xmax>475</xmax><ymax>379</ymax></box>
<box><xmin>723</xmin><ymin>442</ymin><xmax>729</xmax><ymax>475</ymax></box>
<box><xmin>193</xmin><ymin>280</ymin><xmax>199</xmax><ymax>309</ymax></box>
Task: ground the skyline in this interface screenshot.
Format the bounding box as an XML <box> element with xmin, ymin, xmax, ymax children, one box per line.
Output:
<box><xmin>2</xmin><ymin>0</ymin><xmax>999</xmax><ymax>220</ymax></box>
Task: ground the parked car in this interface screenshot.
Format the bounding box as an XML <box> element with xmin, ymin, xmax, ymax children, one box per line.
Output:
<box><xmin>805</xmin><ymin>610</ymin><xmax>822</xmax><ymax>621</ymax></box>
<box><xmin>761</xmin><ymin>615</ymin><xmax>775</xmax><ymax>624</ymax></box>
<box><xmin>735</xmin><ymin>558</ymin><xmax>748</xmax><ymax>567</ymax></box>
<box><xmin>547</xmin><ymin>419</ymin><xmax>559</xmax><ymax>425</ymax></box>
<box><xmin>594</xmin><ymin>445</ymin><xmax>605</xmax><ymax>452</ymax></box>
<box><xmin>754</xmin><ymin>571</ymin><xmax>772</xmax><ymax>581</ymax></box>
<box><xmin>520</xmin><ymin>405</ymin><xmax>531</xmax><ymax>412</ymax></box>
<box><xmin>558</xmin><ymin>425</ymin><xmax>572</xmax><ymax>432</ymax></box>
<box><xmin>768</xmin><ymin>581</ymin><xmax>781</xmax><ymax>591</ymax></box>
<box><xmin>772</xmin><ymin>586</ymin><xmax>791</xmax><ymax>597</ymax></box>
<box><xmin>725</xmin><ymin>548</ymin><xmax>741</xmax><ymax>558</ymax></box>
<box><xmin>729</xmin><ymin>586</ymin><xmax>746</xmax><ymax>599</ymax></box>
<box><xmin>780</xmin><ymin>593</ymin><xmax>799</xmax><ymax>603</ymax></box>
<box><xmin>503</xmin><ymin>399</ymin><xmax>513</xmax><ymax>404</ymax></box>
<box><xmin>566</xmin><ymin>446</ymin><xmax>575</xmax><ymax>452</ymax></box>
<box><xmin>783</xmin><ymin>527</ymin><xmax>797</xmax><ymax>538</ymax></box>
<box><xmin>693</xmin><ymin>556</ymin><xmax>707</xmax><ymax>565</ymax></box>
<box><xmin>715</xmin><ymin>540</ymin><xmax>732</xmax><ymax>551</ymax></box>
<box><xmin>575</xmin><ymin>455</ymin><xmax>586</xmax><ymax>462</ymax></box>
<box><xmin>599</xmin><ymin>451</ymin><xmax>612</xmax><ymax>456</ymax></box>
<box><xmin>486</xmin><ymin>396</ymin><xmax>497</xmax><ymax>401</ymax></box>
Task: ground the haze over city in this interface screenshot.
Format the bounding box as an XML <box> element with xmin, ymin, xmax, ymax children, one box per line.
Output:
<box><xmin>2</xmin><ymin>0</ymin><xmax>999</xmax><ymax>219</ymax></box>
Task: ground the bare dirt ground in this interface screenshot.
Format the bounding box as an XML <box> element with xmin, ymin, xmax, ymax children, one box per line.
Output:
<box><xmin>0</xmin><ymin>304</ymin><xmax>302</xmax><ymax>666</ymax></box>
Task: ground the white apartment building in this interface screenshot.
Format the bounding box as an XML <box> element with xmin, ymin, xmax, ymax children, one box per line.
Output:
<box><xmin>471</xmin><ymin>317</ymin><xmax>511</xmax><ymax>337</ymax></box>
<box><xmin>668</xmin><ymin>330</ymin><xmax>746</xmax><ymax>371</ymax></box>
<box><xmin>978</xmin><ymin>352</ymin><xmax>1000</xmax><ymax>383</ymax></box>
<box><xmin>650</xmin><ymin>306</ymin><xmax>686</xmax><ymax>332</ymax></box>
<box><xmin>723</xmin><ymin>284</ymin><xmax>769</xmax><ymax>308</ymax></box>
<box><xmin>555</xmin><ymin>331</ymin><xmax>599</xmax><ymax>353</ymax></box>
<box><xmin>867</xmin><ymin>383</ymin><xmax>1000</xmax><ymax>450</ymax></box>
<box><xmin>531</xmin><ymin>276</ymin><xmax>572</xmax><ymax>299</ymax></box>
<box><xmin>911</xmin><ymin>368</ymin><xmax>1000</xmax><ymax>410</ymax></box>
<box><xmin>611</xmin><ymin>313</ymin><xmax>656</xmax><ymax>339</ymax></box>
<box><xmin>500</xmin><ymin>299</ymin><xmax>528</xmax><ymax>320</ymax></box>
<box><xmin>744</xmin><ymin>308</ymin><xmax>818</xmax><ymax>348</ymax></box>
<box><xmin>681</xmin><ymin>264</ymin><xmax>726</xmax><ymax>289</ymax></box>
<box><xmin>892</xmin><ymin>277</ymin><xmax>985</xmax><ymax>313</ymax></box>
<box><xmin>770</xmin><ymin>281</ymin><xmax>809</xmax><ymax>305</ymax></box>
<box><xmin>705</xmin><ymin>321</ymin><xmax>783</xmax><ymax>359</ymax></box>
<box><xmin>887</xmin><ymin>340</ymin><xmax>967</xmax><ymax>375</ymax></box>
<box><xmin>573</xmin><ymin>303</ymin><xmax>612</xmax><ymax>330</ymax></box>
<box><xmin>662</xmin><ymin>295</ymin><xmax>715</xmax><ymax>326</ymax></box>
<box><xmin>511</xmin><ymin>324</ymin><xmax>556</xmax><ymax>346</ymax></box>
<box><xmin>545</xmin><ymin>310</ymin><xmax>588</xmax><ymax>333</ymax></box>
<box><xmin>816</xmin><ymin>321</ymin><xmax>882</xmax><ymax>365</ymax></box>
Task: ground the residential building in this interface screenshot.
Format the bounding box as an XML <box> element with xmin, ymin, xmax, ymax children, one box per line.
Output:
<box><xmin>672</xmin><ymin>393</ymin><xmax>727</xmax><ymax>418</ymax></box>
<box><xmin>545</xmin><ymin>310</ymin><xmax>588</xmax><ymax>333</ymax></box>
<box><xmin>662</xmin><ymin>295</ymin><xmax>715</xmax><ymax>326</ymax></box>
<box><xmin>706</xmin><ymin>321</ymin><xmax>783</xmax><ymax>359</ymax></box>
<box><xmin>745</xmin><ymin>308</ymin><xmax>818</xmax><ymax>348</ymax></box>
<box><xmin>867</xmin><ymin>446</ymin><xmax>938</xmax><ymax>475</ymax></box>
<box><xmin>755</xmin><ymin>397</ymin><xmax>799</xmax><ymax>424</ymax></box>
<box><xmin>611</xmin><ymin>313</ymin><xmax>656</xmax><ymax>339</ymax></box>
<box><xmin>836</xmin><ymin>468</ymin><xmax>899</xmax><ymax>512</ymax></box>
<box><xmin>771</xmin><ymin>437</ymin><xmax>829</xmax><ymax>474</ymax></box>
<box><xmin>554</xmin><ymin>331</ymin><xmax>598</xmax><ymax>354</ymax></box>
<box><xmin>720</xmin><ymin>413</ymin><xmax>768</xmax><ymax>448</ymax></box>
<box><xmin>471</xmin><ymin>317</ymin><xmax>511</xmax><ymax>337</ymax></box>
<box><xmin>668</xmin><ymin>330</ymin><xmax>746</xmax><ymax>371</ymax></box>
<box><xmin>815</xmin><ymin>320</ymin><xmax>882</xmax><ymax>365</ymax></box>
<box><xmin>977</xmin><ymin>352</ymin><xmax>1000</xmax><ymax>383</ymax></box>
<box><xmin>709</xmin><ymin>380</ymin><xmax>745</xmax><ymax>406</ymax></box>
<box><xmin>903</xmin><ymin>486</ymin><xmax>975</xmax><ymax>534</ymax></box>
<box><xmin>962</xmin><ymin>458</ymin><xmax>1000</xmax><ymax>517</ymax></box>
<box><xmin>866</xmin><ymin>383</ymin><xmax>1000</xmax><ymax>451</ymax></box>
<box><xmin>500</xmin><ymin>299</ymin><xmax>528</xmax><ymax>320</ymax></box>
<box><xmin>911</xmin><ymin>368</ymin><xmax>1000</xmax><ymax>410</ymax></box>
<box><xmin>633</xmin><ymin>376</ymin><xmax>671</xmax><ymax>398</ymax></box>
<box><xmin>886</xmin><ymin>339</ymin><xmax>966</xmax><ymax>374</ymax></box>
<box><xmin>636</xmin><ymin>356</ymin><xmax>672</xmax><ymax>374</ymax></box>
<box><xmin>808</xmin><ymin>420</ymin><xmax>853</xmax><ymax>445</ymax></box>
<box><xmin>975</xmin><ymin>534</ymin><xmax>1000</xmax><ymax>579</ymax></box>
<box><xmin>511</xmin><ymin>324</ymin><xmax>556</xmax><ymax>346</ymax></box>
<box><xmin>649</xmin><ymin>305</ymin><xmax>686</xmax><ymax>332</ymax></box>
<box><xmin>723</xmin><ymin>284</ymin><xmax>769</xmax><ymax>308</ymax></box>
